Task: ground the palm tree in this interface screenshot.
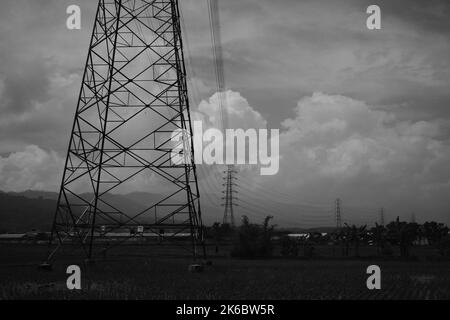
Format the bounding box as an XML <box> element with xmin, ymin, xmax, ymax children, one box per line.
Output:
<box><xmin>336</xmin><ymin>228</ymin><xmax>350</xmax><ymax>257</ymax></box>
<box><xmin>386</xmin><ymin>217</ymin><xmax>419</xmax><ymax>258</ymax></box>
<box><xmin>370</xmin><ymin>223</ymin><xmax>387</xmax><ymax>256</ymax></box>
<box><xmin>344</xmin><ymin>223</ymin><xmax>367</xmax><ymax>257</ymax></box>
<box><xmin>231</xmin><ymin>215</ymin><xmax>275</xmax><ymax>258</ymax></box>
<box><xmin>423</xmin><ymin>221</ymin><xmax>449</xmax><ymax>246</ymax></box>
<box><xmin>336</xmin><ymin>224</ymin><xmax>367</xmax><ymax>257</ymax></box>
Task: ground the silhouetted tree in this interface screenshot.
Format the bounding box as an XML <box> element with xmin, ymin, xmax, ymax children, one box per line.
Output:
<box><xmin>281</xmin><ymin>236</ymin><xmax>299</xmax><ymax>257</ymax></box>
<box><xmin>437</xmin><ymin>234</ymin><xmax>450</xmax><ymax>257</ymax></box>
<box><xmin>231</xmin><ymin>216</ymin><xmax>275</xmax><ymax>258</ymax></box>
<box><xmin>336</xmin><ymin>228</ymin><xmax>350</xmax><ymax>257</ymax></box>
<box><xmin>386</xmin><ymin>217</ymin><xmax>419</xmax><ymax>258</ymax></box>
<box><xmin>369</xmin><ymin>223</ymin><xmax>389</xmax><ymax>256</ymax></box>
<box><xmin>343</xmin><ymin>224</ymin><xmax>367</xmax><ymax>257</ymax></box>
<box><xmin>423</xmin><ymin>221</ymin><xmax>449</xmax><ymax>246</ymax></box>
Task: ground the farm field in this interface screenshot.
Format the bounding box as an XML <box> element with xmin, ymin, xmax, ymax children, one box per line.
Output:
<box><xmin>1</xmin><ymin>244</ymin><xmax>450</xmax><ymax>299</ymax></box>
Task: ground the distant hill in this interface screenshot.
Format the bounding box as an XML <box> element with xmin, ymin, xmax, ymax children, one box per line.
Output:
<box><xmin>276</xmin><ymin>226</ymin><xmax>338</xmax><ymax>234</ymax></box>
<box><xmin>0</xmin><ymin>190</ymin><xmax>337</xmax><ymax>232</ymax></box>
<box><xmin>122</xmin><ymin>191</ymin><xmax>163</xmax><ymax>208</ymax></box>
<box><xmin>5</xmin><ymin>189</ymin><xmax>59</xmax><ymax>200</ymax></box>
<box><xmin>0</xmin><ymin>190</ymin><xmax>149</xmax><ymax>233</ymax></box>
<box><xmin>0</xmin><ymin>193</ymin><xmax>55</xmax><ymax>233</ymax></box>
<box><xmin>0</xmin><ymin>190</ymin><xmax>220</xmax><ymax>232</ymax></box>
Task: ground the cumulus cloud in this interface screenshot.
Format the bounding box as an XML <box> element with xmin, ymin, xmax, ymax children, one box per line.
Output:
<box><xmin>189</xmin><ymin>90</ymin><xmax>450</xmax><ymax>224</ymax></box>
<box><xmin>193</xmin><ymin>90</ymin><xmax>266</xmax><ymax>163</ymax></box>
<box><xmin>0</xmin><ymin>145</ymin><xmax>63</xmax><ymax>192</ymax></box>
<box><xmin>197</xmin><ymin>90</ymin><xmax>267</xmax><ymax>130</ymax></box>
<box><xmin>279</xmin><ymin>92</ymin><xmax>449</xmax><ymax>181</ymax></box>
<box><xmin>261</xmin><ymin>92</ymin><xmax>450</xmax><ymax>222</ymax></box>
<box><xmin>1</xmin><ymin>91</ymin><xmax>449</xmax><ymax>224</ymax></box>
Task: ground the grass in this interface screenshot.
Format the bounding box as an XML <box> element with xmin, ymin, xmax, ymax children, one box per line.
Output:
<box><xmin>1</xmin><ymin>244</ymin><xmax>450</xmax><ymax>299</ymax></box>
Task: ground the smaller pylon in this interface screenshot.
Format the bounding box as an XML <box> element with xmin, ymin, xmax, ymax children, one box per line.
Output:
<box><xmin>222</xmin><ymin>165</ymin><xmax>238</xmax><ymax>227</ymax></box>
<box><xmin>335</xmin><ymin>198</ymin><xmax>342</xmax><ymax>229</ymax></box>
<box><xmin>380</xmin><ymin>208</ymin><xmax>385</xmax><ymax>226</ymax></box>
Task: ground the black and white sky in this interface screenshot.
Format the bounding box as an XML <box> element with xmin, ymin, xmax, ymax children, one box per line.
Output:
<box><xmin>0</xmin><ymin>0</ymin><xmax>450</xmax><ymax>226</ymax></box>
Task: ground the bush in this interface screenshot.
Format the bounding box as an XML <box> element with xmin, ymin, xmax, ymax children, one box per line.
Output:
<box><xmin>231</xmin><ymin>216</ymin><xmax>275</xmax><ymax>258</ymax></box>
<box><xmin>381</xmin><ymin>243</ymin><xmax>394</xmax><ymax>257</ymax></box>
<box><xmin>281</xmin><ymin>236</ymin><xmax>299</xmax><ymax>257</ymax></box>
<box><xmin>437</xmin><ymin>235</ymin><xmax>450</xmax><ymax>257</ymax></box>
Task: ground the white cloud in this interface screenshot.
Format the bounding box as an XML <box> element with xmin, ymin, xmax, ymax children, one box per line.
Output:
<box><xmin>262</xmin><ymin>92</ymin><xmax>450</xmax><ymax>221</ymax></box>
<box><xmin>279</xmin><ymin>92</ymin><xmax>449</xmax><ymax>181</ymax></box>
<box><xmin>195</xmin><ymin>91</ymin><xmax>450</xmax><ymax>223</ymax></box>
<box><xmin>2</xmin><ymin>91</ymin><xmax>450</xmax><ymax>224</ymax></box>
<box><xmin>198</xmin><ymin>90</ymin><xmax>267</xmax><ymax>130</ymax></box>
<box><xmin>0</xmin><ymin>145</ymin><xmax>63</xmax><ymax>192</ymax></box>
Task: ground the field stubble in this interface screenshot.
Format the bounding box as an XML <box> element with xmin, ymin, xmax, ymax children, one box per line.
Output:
<box><xmin>0</xmin><ymin>244</ymin><xmax>449</xmax><ymax>299</ymax></box>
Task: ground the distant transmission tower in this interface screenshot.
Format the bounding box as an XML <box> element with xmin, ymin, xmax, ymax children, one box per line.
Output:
<box><xmin>44</xmin><ymin>0</ymin><xmax>204</xmax><ymax>264</ymax></box>
<box><xmin>207</xmin><ymin>0</ymin><xmax>238</xmax><ymax>227</ymax></box>
<box><xmin>411</xmin><ymin>212</ymin><xmax>416</xmax><ymax>223</ymax></box>
<box><xmin>222</xmin><ymin>166</ymin><xmax>238</xmax><ymax>227</ymax></box>
<box><xmin>335</xmin><ymin>198</ymin><xmax>342</xmax><ymax>229</ymax></box>
<box><xmin>380</xmin><ymin>208</ymin><xmax>385</xmax><ymax>226</ymax></box>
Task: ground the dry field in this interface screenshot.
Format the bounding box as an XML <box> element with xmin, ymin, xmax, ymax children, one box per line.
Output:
<box><xmin>0</xmin><ymin>244</ymin><xmax>449</xmax><ymax>299</ymax></box>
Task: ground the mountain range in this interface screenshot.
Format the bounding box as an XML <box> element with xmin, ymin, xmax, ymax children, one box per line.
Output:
<box><xmin>0</xmin><ymin>190</ymin><xmax>220</xmax><ymax>233</ymax></box>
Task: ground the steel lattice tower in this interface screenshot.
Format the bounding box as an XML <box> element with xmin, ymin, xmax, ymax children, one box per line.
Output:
<box><xmin>207</xmin><ymin>0</ymin><xmax>238</xmax><ymax>228</ymax></box>
<box><xmin>45</xmin><ymin>0</ymin><xmax>204</xmax><ymax>262</ymax></box>
<box><xmin>222</xmin><ymin>166</ymin><xmax>238</xmax><ymax>227</ymax></box>
<box><xmin>335</xmin><ymin>198</ymin><xmax>342</xmax><ymax>229</ymax></box>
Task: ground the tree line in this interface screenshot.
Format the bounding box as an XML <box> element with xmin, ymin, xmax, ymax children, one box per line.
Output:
<box><xmin>207</xmin><ymin>216</ymin><xmax>450</xmax><ymax>259</ymax></box>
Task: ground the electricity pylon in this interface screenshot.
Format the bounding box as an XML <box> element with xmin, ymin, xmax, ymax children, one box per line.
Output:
<box><xmin>222</xmin><ymin>166</ymin><xmax>238</xmax><ymax>227</ymax></box>
<box><xmin>207</xmin><ymin>0</ymin><xmax>238</xmax><ymax>228</ymax></box>
<box><xmin>45</xmin><ymin>0</ymin><xmax>204</xmax><ymax>263</ymax></box>
<box><xmin>380</xmin><ymin>208</ymin><xmax>385</xmax><ymax>226</ymax></box>
<box><xmin>335</xmin><ymin>198</ymin><xmax>342</xmax><ymax>229</ymax></box>
<box><xmin>411</xmin><ymin>212</ymin><xmax>416</xmax><ymax>223</ymax></box>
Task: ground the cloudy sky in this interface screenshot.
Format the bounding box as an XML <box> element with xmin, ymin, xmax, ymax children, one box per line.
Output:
<box><xmin>1</xmin><ymin>0</ymin><xmax>450</xmax><ymax>226</ymax></box>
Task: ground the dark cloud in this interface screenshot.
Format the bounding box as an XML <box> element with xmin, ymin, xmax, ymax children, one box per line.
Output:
<box><xmin>0</xmin><ymin>0</ymin><xmax>95</xmax><ymax>153</ymax></box>
<box><xmin>1</xmin><ymin>58</ymin><xmax>52</xmax><ymax>113</ymax></box>
<box><xmin>379</xmin><ymin>0</ymin><xmax>450</xmax><ymax>36</ymax></box>
<box><xmin>179</xmin><ymin>0</ymin><xmax>450</xmax><ymax>127</ymax></box>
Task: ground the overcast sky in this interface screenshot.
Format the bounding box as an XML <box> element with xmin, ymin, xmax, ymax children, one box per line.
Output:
<box><xmin>0</xmin><ymin>0</ymin><xmax>449</xmax><ymax>226</ymax></box>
